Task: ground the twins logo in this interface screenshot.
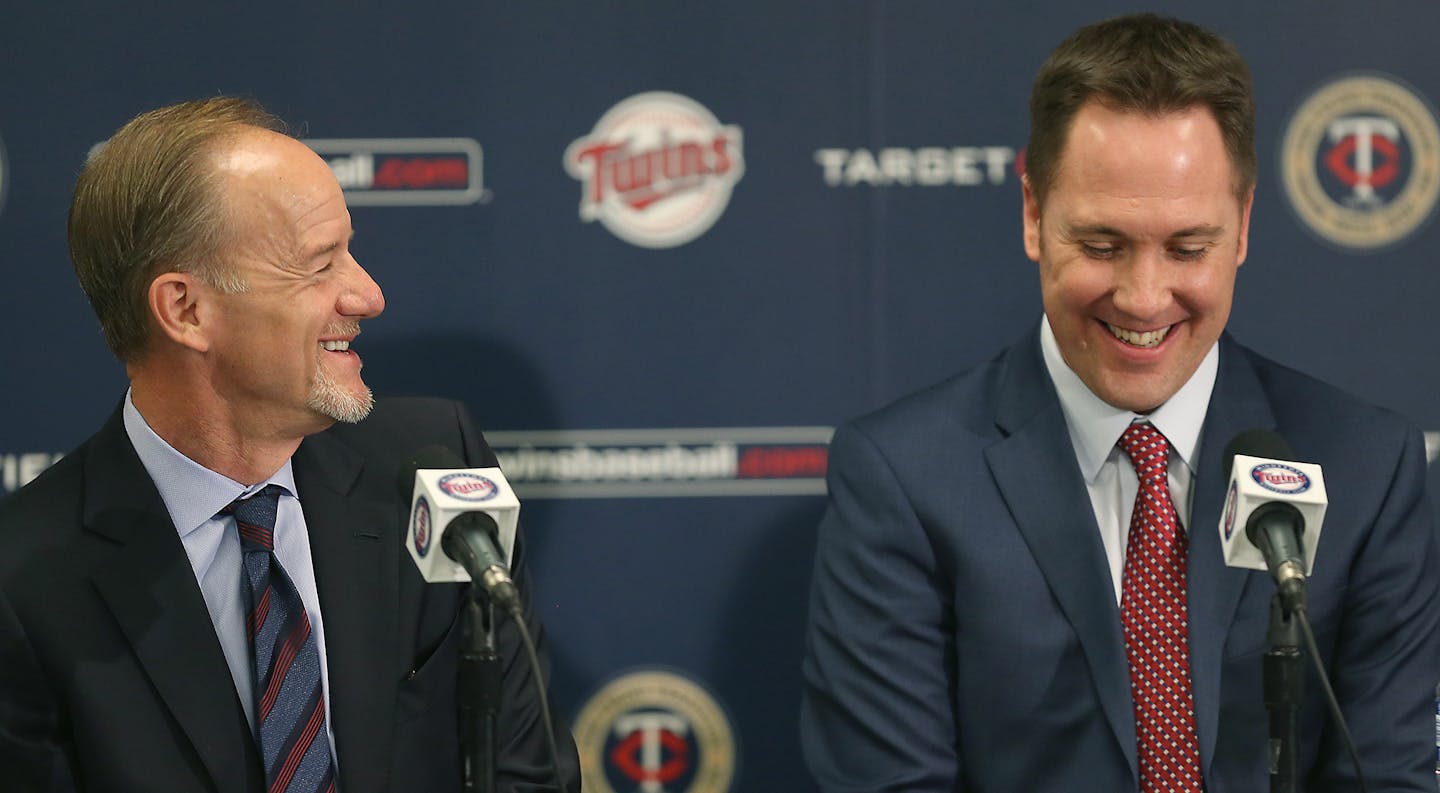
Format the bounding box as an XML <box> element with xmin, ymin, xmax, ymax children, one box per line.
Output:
<box><xmin>610</xmin><ymin>713</ymin><xmax>692</xmax><ymax>791</ymax></box>
<box><xmin>572</xmin><ymin>670</ymin><xmax>736</xmax><ymax>793</ymax></box>
<box><xmin>1281</xmin><ymin>73</ymin><xmax>1440</xmax><ymax>250</ymax></box>
<box><xmin>437</xmin><ymin>473</ymin><xmax>500</xmax><ymax>502</ymax></box>
<box><xmin>1250</xmin><ymin>463</ymin><xmax>1311</xmax><ymax>494</ymax></box>
<box><xmin>412</xmin><ymin>496</ymin><xmax>432</xmax><ymax>558</ymax></box>
<box><xmin>564</xmin><ymin>92</ymin><xmax>745</xmax><ymax>249</ymax></box>
<box><xmin>1222</xmin><ymin>481</ymin><xmax>1239</xmax><ymax>540</ymax></box>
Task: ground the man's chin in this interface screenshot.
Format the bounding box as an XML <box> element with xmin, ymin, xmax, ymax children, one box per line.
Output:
<box><xmin>307</xmin><ymin>384</ymin><xmax>375</xmax><ymax>424</ymax></box>
<box><xmin>1096</xmin><ymin>384</ymin><xmax>1175</xmax><ymax>415</ymax></box>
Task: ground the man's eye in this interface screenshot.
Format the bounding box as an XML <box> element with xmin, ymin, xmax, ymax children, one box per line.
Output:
<box><xmin>1172</xmin><ymin>246</ymin><xmax>1209</xmax><ymax>261</ymax></box>
<box><xmin>1081</xmin><ymin>243</ymin><xmax>1118</xmax><ymax>259</ymax></box>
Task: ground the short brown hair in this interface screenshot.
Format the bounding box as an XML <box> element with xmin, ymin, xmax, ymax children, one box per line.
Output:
<box><xmin>1026</xmin><ymin>13</ymin><xmax>1255</xmax><ymax>206</ymax></box>
<box><xmin>68</xmin><ymin>97</ymin><xmax>286</xmax><ymax>362</ymax></box>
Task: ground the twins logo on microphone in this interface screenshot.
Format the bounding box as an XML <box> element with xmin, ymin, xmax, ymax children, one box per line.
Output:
<box><xmin>412</xmin><ymin>496</ymin><xmax>432</xmax><ymax>558</ymax></box>
<box><xmin>1222</xmin><ymin>481</ymin><xmax>1239</xmax><ymax>540</ymax></box>
<box><xmin>1250</xmin><ymin>463</ymin><xmax>1311</xmax><ymax>494</ymax></box>
<box><xmin>438</xmin><ymin>473</ymin><xmax>500</xmax><ymax>502</ymax></box>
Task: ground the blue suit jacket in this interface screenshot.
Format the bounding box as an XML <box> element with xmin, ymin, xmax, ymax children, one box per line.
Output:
<box><xmin>801</xmin><ymin>329</ymin><xmax>1440</xmax><ymax>792</ymax></box>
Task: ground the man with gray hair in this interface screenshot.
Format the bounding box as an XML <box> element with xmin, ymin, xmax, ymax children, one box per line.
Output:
<box><xmin>0</xmin><ymin>97</ymin><xmax>579</xmax><ymax>793</ymax></box>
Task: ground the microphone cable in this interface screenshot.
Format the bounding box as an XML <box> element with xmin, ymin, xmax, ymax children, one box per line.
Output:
<box><xmin>1292</xmin><ymin>603</ymin><xmax>1369</xmax><ymax>793</ymax></box>
<box><xmin>509</xmin><ymin>607</ymin><xmax>564</xmax><ymax>791</ymax></box>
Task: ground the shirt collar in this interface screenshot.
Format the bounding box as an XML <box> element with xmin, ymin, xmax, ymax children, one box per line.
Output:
<box><xmin>1039</xmin><ymin>317</ymin><xmax>1219</xmax><ymax>482</ymax></box>
<box><xmin>122</xmin><ymin>389</ymin><xmax>297</xmax><ymax>537</ymax></box>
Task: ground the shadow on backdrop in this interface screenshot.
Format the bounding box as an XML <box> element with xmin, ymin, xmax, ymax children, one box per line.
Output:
<box><xmin>713</xmin><ymin>497</ymin><xmax>826</xmax><ymax>792</ymax></box>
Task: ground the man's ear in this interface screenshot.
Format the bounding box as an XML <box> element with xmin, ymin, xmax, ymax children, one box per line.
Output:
<box><xmin>147</xmin><ymin>271</ymin><xmax>211</xmax><ymax>353</ymax></box>
<box><xmin>1022</xmin><ymin>174</ymin><xmax>1042</xmax><ymax>263</ymax></box>
<box><xmin>1235</xmin><ymin>188</ymin><xmax>1255</xmax><ymax>267</ymax></box>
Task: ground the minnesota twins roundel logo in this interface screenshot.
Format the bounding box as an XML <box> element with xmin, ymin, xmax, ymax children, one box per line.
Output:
<box><xmin>1281</xmin><ymin>73</ymin><xmax>1440</xmax><ymax>251</ymax></box>
<box><xmin>564</xmin><ymin>92</ymin><xmax>745</xmax><ymax>249</ymax></box>
<box><xmin>1250</xmin><ymin>463</ymin><xmax>1311</xmax><ymax>494</ymax></box>
<box><xmin>572</xmin><ymin>669</ymin><xmax>736</xmax><ymax>793</ymax></box>
<box><xmin>437</xmin><ymin>472</ymin><xmax>499</xmax><ymax>501</ymax></box>
<box><xmin>412</xmin><ymin>496</ymin><xmax>432</xmax><ymax>557</ymax></box>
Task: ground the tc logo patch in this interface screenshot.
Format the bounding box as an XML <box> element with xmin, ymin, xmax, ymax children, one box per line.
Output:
<box><xmin>1281</xmin><ymin>73</ymin><xmax>1440</xmax><ymax>251</ymax></box>
<box><xmin>572</xmin><ymin>669</ymin><xmax>736</xmax><ymax>793</ymax></box>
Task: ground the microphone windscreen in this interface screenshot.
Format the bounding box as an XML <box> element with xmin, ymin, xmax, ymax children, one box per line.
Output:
<box><xmin>397</xmin><ymin>445</ymin><xmax>467</xmax><ymax>500</ymax></box>
<box><xmin>1221</xmin><ymin>429</ymin><xmax>1294</xmax><ymax>478</ymax></box>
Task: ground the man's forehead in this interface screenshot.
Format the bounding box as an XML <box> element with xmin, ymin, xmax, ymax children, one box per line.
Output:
<box><xmin>211</xmin><ymin>129</ymin><xmax>349</xmax><ymax>247</ymax></box>
<box><xmin>1061</xmin><ymin>102</ymin><xmax>1218</xmax><ymax>152</ymax></box>
<box><xmin>1050</xmin><ymin>100</ymin><xmax>1247</xmax><ymax>197</ymax></box>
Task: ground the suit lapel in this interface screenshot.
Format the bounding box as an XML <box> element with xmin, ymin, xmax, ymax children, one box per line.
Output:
<box><xmin>293</xmin><ymin>431</ymin><xmax>400</xmax><ymax>793</ymax></box>
<box><xmin>982</xmin><ymin>333</ymin><xmax>1137</xmax><ymax>773</ymax></box>
<box><xmin>985</xmin><ymin>333</ymin><xmax>1275</xmax><ymax>780</ymax></box>
<box><xmin>83</xmin><ymin>408</ymin><xmax>260</xmax><ymax>793</ymax></box>
<box><xmin>1186</xmin><ymin>336</ymin><xmax>1273</xmax><ymax>779</ymax></box>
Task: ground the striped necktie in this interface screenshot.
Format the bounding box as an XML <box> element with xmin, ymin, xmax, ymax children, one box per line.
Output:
<box><xmin>1117</xmin><ymin>423</ymin><xmax>1202</xmax><ymax>792</ymax></box>
<box><xmin>224</xmin><ymin>485</ymin><xmax>337</xmax><ymax>793</ymax></box>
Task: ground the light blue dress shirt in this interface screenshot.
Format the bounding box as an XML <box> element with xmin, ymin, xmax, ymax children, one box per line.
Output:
<box><xmin>121</xmin><ymin>391</ymin><xmax>338</xmax><ymax>765</ymax></box>
<box><xmin>1038</xmin><ymin>317</ymin><xmax>1219</xmax><ymax>604</ymax></box>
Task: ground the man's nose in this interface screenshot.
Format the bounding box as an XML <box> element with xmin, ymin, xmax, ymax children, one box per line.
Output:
<box><xmin>338</xmin><ymin>255</ymin><xmax>385</xmax><ymax>318</ymax></box>
<box><xmin>1111</xmin><ymin>253</ymin><xmax>1169</xmax><ymax>320</ymax></box>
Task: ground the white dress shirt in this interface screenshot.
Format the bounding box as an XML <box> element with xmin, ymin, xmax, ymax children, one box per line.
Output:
<box><xmin>1038</xmin><ymin>318</ymin><xmax>1220</xmax><ymax>603</ymax></box>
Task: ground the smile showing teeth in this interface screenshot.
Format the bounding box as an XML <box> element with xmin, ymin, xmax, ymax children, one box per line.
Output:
<box><xmin>1106</xmin><ymin>323</ymin><xmax>1169</xmax><ymax>349</ymax></box>
<box><xmin>321</xmin><ymin>340</ymin><xmax>351</xmax><ymax>352</ymax></box>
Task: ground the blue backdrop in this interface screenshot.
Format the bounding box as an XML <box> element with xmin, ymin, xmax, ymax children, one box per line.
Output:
<box><xmin>4</xmin><ymin>3</ymin><xmax>1439</xmax><ymax>790</ymax></box>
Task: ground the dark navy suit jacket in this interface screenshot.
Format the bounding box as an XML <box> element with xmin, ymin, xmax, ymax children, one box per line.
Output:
<box><xmin>801</xmin><ymin>329</ymin><xmax>1440</xmax><ymax>792</ymax></box>
<box><xmin>0</xmin><ymin>398</ymin><xmax>579</xmax><ymax>793</ymax></box>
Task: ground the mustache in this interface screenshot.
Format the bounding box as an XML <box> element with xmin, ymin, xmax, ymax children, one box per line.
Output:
<box><xmin>322</xmin><ymin>321</ymin><xmax>362</xmax><ymax>338</ymax></box>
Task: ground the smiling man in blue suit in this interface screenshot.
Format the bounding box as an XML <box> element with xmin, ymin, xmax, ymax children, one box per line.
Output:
<box><xmin>801</xmin><ymin>14</ymin><xmax>1440</xmax><ymax>793</ymax></box>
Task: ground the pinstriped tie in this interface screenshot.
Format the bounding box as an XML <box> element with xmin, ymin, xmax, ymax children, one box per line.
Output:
<box><xmin>224</xmin><ymin>485</ymin><xmax>336</xmax><ymax>793</ymax></box>
<box><xmin>1117</xmin><ymin>423</ymin><xmax>1202</xmax><ymax>792</ymax></box>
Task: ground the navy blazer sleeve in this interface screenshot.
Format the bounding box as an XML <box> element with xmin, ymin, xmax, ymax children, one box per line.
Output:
<box><xmin>801</xmin><ymin>421</ymin><xmax>961</xmax><ymax>791</ymax></box>
<box><xmin>1305</xmin><ymin>426</ymin><xmax>1440</xmax><ymax>791</ymax></box>
<box><xmin>0</xmin><ymin>586</ymin><xmax>74</xmax><ymax>791</ymax></box>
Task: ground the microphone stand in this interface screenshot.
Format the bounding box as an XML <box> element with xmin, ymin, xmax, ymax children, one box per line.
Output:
<box><xmin>459</xmin><ymin>590</ymin><xmax>502</xmax><ymax>793</ymax></box>
<box><xmin>1263</xmin><ymin>594</ymin><xmax>1303</xmax><ymax>793</ymax></box>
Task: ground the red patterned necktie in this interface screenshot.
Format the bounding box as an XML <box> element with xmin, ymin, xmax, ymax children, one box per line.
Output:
<box><xmin>1117</xmin><ymin>423</ymin><xmax>1202</xmax><ymax>792</ymax></box>
<box><xmin>223</xmin><ymin>485</ymin><xmax>337</xmax><ymax>793</ymax></box>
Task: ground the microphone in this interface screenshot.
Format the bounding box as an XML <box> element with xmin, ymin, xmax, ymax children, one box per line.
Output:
<box><xmin>398</xmin><ymin>446</ymin><xmax>522</xmax><ymax>611</ymax></box>
<box><xmin>1218</xmin><ymin>430</ymin><xmax>1328</xmax><ymax>611</ymax></box>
